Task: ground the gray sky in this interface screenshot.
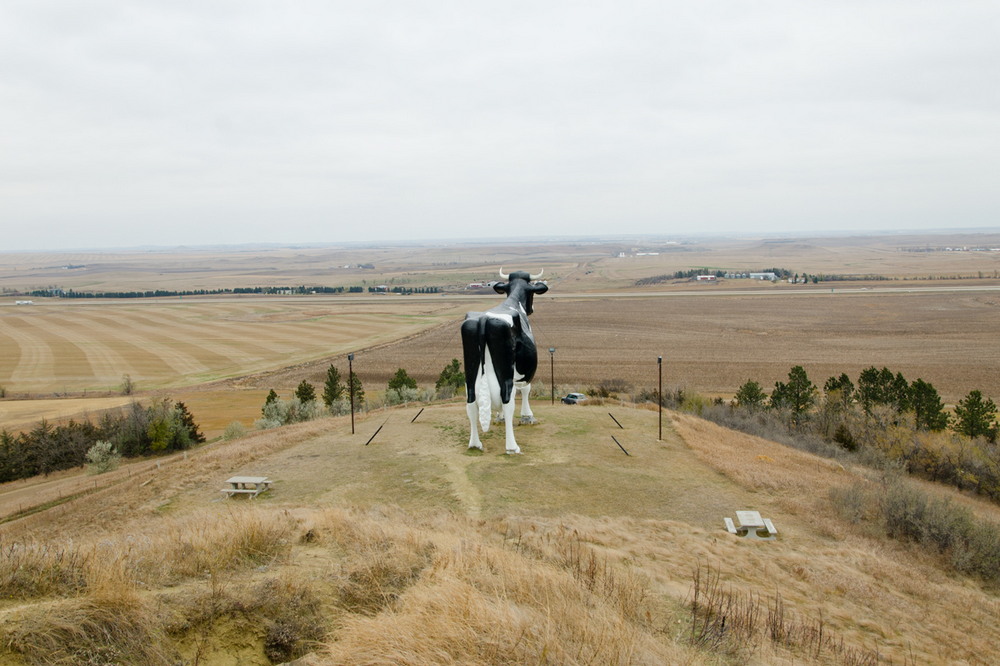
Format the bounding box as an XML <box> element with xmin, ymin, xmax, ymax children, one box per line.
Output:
<box><xmin>2</xmin><ymin>1</ymin><xmax>998</xmax><ymax>251</ymax></box>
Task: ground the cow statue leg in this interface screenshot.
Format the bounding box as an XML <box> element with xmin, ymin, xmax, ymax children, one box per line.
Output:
<box><xmin>517</xmin><ymin>381</ymin><xmax>537</xmax><ymax>425</ymax></box>
<box><xmin>501</xmin><ymin>396</ymin><xmax>520</xmax><ymax>454</ymax></box>
<box><xmin>466</xmin><ymin>401</ymin><xmax>483</xmax><ymax>450</ymax></box>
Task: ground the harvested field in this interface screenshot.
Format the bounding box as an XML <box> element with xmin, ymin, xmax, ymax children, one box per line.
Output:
<box><xmin>0</xmin><ymin>397</ymin><xmax>135</xmax><ymax>433</ymax></box>
<box><xmin>0</xmin><ymin>299</ymin><xmax>465</xmax><ymax>395</ymax></box>
<box><xmin>353</xmin><ymin>288</ymin><xmax>1000</xmax><ymax>405</ymax></box>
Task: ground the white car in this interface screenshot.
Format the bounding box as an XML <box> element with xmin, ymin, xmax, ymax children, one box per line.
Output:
<box><xmin>561</xmin><ymin>392</ymin><xmax>587</xmax><ymax>404</ymax></box>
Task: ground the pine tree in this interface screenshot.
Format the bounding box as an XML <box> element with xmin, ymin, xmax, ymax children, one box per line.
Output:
<box><xmin>322</xmin><ymin>364</ymin><xmax>343</xmax><ymax>407</ymax></box>
<box><xmin>954</xmin><ymin>390</ymin><xmax>999</xmax><ymax>442</ymax></box>
<box><xmin>770</xmin><ymin>365</ymin><xmax>816</xmax><ymax>425</ymax></box>
<box><xmin>435</xmin><ymin>359</ymin><xmax>465</xmax><ymax>393</ymax></box>
<box><xmin>295</xmin><ymin>380</ymin><xmax>317</xmax><ymax>404</ymax></box>
<box><xmin>823</xmin><ymin>373</ymin><xmax>855</xmax><ymax>410</ymax></box>
<box><xmin>910</xmin><ymin>379</ymin><xmax>949</xmax><ymax>431</ymax></box>
<box><xmin>263</xmin><ymin>389</ymin><xmax>279</xmax><ymax>416</ymax></box>
<box><xmin>734</xmin><ymin>380</ymin><xmax>767</xmax><ymax>411</ymax></box>
<box><xmin>349</xmin><ymin>374</ymin><xmax>365</xmax><ymax>407</ymax></box>
<box><xmin>174</xmin><ymin>401</ymin><xmax>205</xmax><ymax>443</ymax></box>
<box><xmin>387</xmin><ymin>368</ymin><xmax>417</xmax><ymax>392</ymax></box>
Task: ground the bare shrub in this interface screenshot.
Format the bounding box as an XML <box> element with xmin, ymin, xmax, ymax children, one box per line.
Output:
<box><xmin>688</xmin><ymin>564</ymin><xmax>906</xmax><ymax>665</ymax></box>
<box><xmin>222</xmin><ymin>421</ymin><xmax>247</xmax><ymax>440</ymax></box>
<box><xmin>85</xmin><ymin>440</ymin><xmax>121</xmax><ymax>475</ymax></box>
<box><xmin>0</xmin><ymin>542</ymin><xmax>89</xmax><ymax>600</ymax></box>
<box><xmin>3</xmin><ymin>595</ymin><xmax>172</xmax><ymax>665</ymax></box>
<box><xmin>828</xmin><ymin>481</ymin><xmax>878</xmax><ymax>524</ymax></box>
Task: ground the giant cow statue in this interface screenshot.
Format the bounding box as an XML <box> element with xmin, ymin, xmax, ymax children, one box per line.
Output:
<box><xmin>461</xmin><ymin>269</ymin><xmax>548</xmax><ymax>454</ymax></box>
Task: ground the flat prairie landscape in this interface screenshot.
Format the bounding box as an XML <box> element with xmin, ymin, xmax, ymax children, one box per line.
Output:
<box><xmin>3</xmin><ymin>233</ymin><xmax>1000</xmax><ymax>664</ymax></box>
<box><xmin>2</xmin><ymin>231</ymin><xmax>1000</xmax><ymax>433</ymax></box>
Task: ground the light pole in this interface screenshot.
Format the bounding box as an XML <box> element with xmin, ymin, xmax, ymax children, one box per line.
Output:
<box><xmin>549</xmin><ymin>347</ymin><xmax>556</xmax><ymax>405</ymax></box>
<box><xmin>348</xmin><ymin>353</ymin><xmax>355</xmax><ymax>435</ymax></box>
<box><xmin>657</xmin><ymin>356</ymin><xmax>663</xmax><ymax>441</ymax></box>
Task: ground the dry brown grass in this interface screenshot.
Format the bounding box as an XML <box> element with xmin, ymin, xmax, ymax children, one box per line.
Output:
<box><xmin>2</xmin><ymin>403</ymin><xmax>1000</xmax><ymax>663</ymax></box>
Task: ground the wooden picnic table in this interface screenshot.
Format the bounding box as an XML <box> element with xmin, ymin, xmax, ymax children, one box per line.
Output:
<box><xmin>221</xmin><ymin>476</ymin><xmax>272</xmax><ymax>499</ymax></box>
<box><xmin>725</xmin><ymin>510</ymin><xmax>777</xmax><ymax>540</ymax></box>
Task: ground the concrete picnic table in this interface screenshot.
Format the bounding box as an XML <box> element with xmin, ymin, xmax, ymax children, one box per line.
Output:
<box><xmin>724</xmin><ymin>510</ymin><xmax>777</xmax><ymax>540</ymax></box>
<box><xmin>220</xmin><ymin>476</ymin><xmax>272</xmax><ymax>499</ymax></box>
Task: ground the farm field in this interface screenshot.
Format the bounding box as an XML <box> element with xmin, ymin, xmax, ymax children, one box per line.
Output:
<box><xmin>0</xmin><ymin>298</ymin><xmax>465</xmax><ymax>395</ymax></box>
<box><xmin>353</xmin><ymin>287</ymin><xmax>1000</xmax><ymax>405</ymax></box>
<box><xmin>3</xmin><ymin>231</ymin><xmax>1000</xmax><ymax>435</ymax></box>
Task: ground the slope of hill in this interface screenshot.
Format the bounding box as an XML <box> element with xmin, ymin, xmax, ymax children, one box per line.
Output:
<box><xmin>1</xmin><ymin>402</ymin><xmax>998</xmax><ymax>664</ymax></box>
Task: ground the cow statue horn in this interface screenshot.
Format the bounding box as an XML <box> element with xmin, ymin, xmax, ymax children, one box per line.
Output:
<box><xmin>529</xmin><ymin>269</ymin><xmax>543</xmax><ymax>280</ymax></box>
<box><xmin>498</xmin><ymin>268</ymin><xmax>509</xmax><ymax>280</ymax></box>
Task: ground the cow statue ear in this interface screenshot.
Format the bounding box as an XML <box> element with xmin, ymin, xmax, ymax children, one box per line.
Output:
<box><xmin>493</xmin><ymin>282</ymin><xmax>509</xmax><ymax>295</ymax></box>
<box><xmin>530</xmin><ymin>282</ymin><xmax>549</xmax><ymax>295</ymax></box>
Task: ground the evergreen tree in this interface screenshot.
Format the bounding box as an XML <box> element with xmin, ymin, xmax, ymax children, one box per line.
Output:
<box><xmin>175</xmin><ymin>401</ymin><xmax>206</xmax><ymax>444</ymax></box>
<box><xmin>349</xmin><ymin>373</ymin><xmax>365</xmax><ymax>407</ymax></box>
<box><xmin>435</xmin><ymin>359</ymin><xmax>465</xmax><ymax>393</ymax></box>
<box><xmin>823</xmin><ymin>373</ymin><xmax>855</xmax><ymax>410</ymax></box>
<box><xmin>387</xmin><ymin>368</ymin><xmax>417</xmax><ymax>392</ymax></box>
<box><xmin>734</xmin><ymin>380</ymin><xmax>767</xmax><ymax>411</ymax></box>
<box><xmin>263</xmin><ymin>389</ymin><xmax>279</xmax><ymax>415</ymax></box>
<box><xmin>954</xmin><ymin>390</ymin><xmax>999</xmax><ymax>442</ymax></box>
<box><xmin>910</xmin><ymin>379</ymin><xmax>949</xmax><ymax>431</ymax></box>
<box><xmin>295</xmin><ymin>380</ymin><xmax>316</xmax><ymax>404</ymax></box>
<box><xmin>889</xmin><ymin>371</ymin><xmax>911</xmax><ymax>412</ymax></box>
<box><xmin>322</xmin><ymin>364</ymin><xmax>343</xmax><ymax>407</ymax></box>
<box><xmin>770</xmin><ymin>365</ymin><xmax>816</xmax><ymax>425</ymax></box>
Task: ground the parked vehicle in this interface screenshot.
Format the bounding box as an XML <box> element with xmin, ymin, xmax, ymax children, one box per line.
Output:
<box><xmin>561</xmin><ymin>392</ymin><xmax>587</xmax><ymax>404</ymax></box>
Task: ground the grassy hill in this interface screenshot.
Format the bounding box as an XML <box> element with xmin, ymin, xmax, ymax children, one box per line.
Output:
<box><xmin>1</xmin><ymin>401</ymin><xmax>998</xmax><ymax>664</ymax></box>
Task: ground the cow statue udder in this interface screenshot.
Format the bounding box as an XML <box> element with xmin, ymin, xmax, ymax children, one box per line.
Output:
<box><xmin>461</xmin><ymin>269</ymin><xmax>548</xmax><ymax>454</ymax></box>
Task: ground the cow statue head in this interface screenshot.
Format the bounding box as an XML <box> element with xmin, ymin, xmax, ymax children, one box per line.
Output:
<box><xmin>494</xmin><ymin>268</ymin><xmax>548</xmax><ymax>315</ymax></box>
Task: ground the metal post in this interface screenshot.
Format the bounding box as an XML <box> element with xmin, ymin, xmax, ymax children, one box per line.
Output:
<box><xmin>348</xmin><ymin>353</ymin><xmax>355</xmax><ymax>435</ymax></box>
<box><xmin>549</xmin><ymin>347</ymin><xmax>556</xmax><ymax>405</ymax></box>
<box><xmin>658</xmin><ymin>356</ymin><xmax>663</xmax><ymax>441</ymax></box>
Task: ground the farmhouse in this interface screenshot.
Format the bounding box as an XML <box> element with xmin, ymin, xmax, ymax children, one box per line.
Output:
<box><xmin>14</xmin><ymin>300</ymin><xmax>34</xmax><ymax>305</ymax></box>
<box><xmin>749</xmin><ymin>272</ymin><xmax>778</xmax><ymax>281</ymax></box>
<box><xmin>695</xmin><ymin>275</ymin><xmax>717</xmax><ymax>281</ymax></box>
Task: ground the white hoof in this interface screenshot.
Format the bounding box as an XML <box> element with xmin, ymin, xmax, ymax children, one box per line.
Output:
<box><xmin>468</xmin><ymin>442</ymin><xmax>483</xmax><ymax>451</ymax></box>
<box><xmin>505</xmin><ymin>447</ymin><xmax>521</xmax><ymax>455</ymax></box>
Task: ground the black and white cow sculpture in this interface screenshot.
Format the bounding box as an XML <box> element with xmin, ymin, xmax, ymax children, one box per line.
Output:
<box><xmin>461</xmin><ymin>269</ymin><xmax>548</xmax><ymax>453</ymax></box>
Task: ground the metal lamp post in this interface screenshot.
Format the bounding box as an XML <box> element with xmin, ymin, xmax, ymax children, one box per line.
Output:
<box><xmin>549</xmin><ymin>347</ymin><xmax>556</xmax><ymax>405</ymax></box>
<box><xmin>348</xmin><ymin>353</ymin><xmax>355</xmax><ymax>435</ymax></box>
<box><xmin>658</xmin><ymin>356</ymin><xmax>663</xmax><ymax>441</ymax></box>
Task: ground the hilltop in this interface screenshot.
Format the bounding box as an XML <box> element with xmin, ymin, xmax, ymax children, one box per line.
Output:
<box><xmin>1</xmin><ymin>400</ymin><xmax>998</xmax><ymax>664</ymax></box>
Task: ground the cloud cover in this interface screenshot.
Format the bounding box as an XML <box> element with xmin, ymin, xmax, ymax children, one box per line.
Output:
<box><xmin>2</xmin><ymin>1</ymin><xmax>998</xmax><ymax>250</ymax></box>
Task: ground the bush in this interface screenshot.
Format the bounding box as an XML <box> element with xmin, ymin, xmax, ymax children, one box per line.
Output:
<box><xmin>881</xmin><ymin>480</ymin><xmax>1000</xmax><ymax>582</ymax></box>
<box><xmin>385</xmin><ymin>386</ymin><xmax>422</xmax><ymax>406</ymax></box>
<box><xmin>255</xmin><ymin>397</ymin><xmax>322</xmax><ymax>430</ymax></box>
<box><xmin>222</xmin><ymin>421</ymin><xmax>247</xmax><ymax>440</ymax></box>
<box><xmin>85</xmin><ymin>440</ymin><xmax>121</xmax><ymax>475</ymax></box>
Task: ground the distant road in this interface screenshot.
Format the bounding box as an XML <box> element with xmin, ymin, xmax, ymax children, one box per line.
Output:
<box><xmin>5</xmin><ymin>283</ymin><xmax>1000</xmax><ymax>307</ymax></box>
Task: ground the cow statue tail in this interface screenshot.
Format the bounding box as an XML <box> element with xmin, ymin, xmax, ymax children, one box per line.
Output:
<box><xmin>477</xmin><ymin>372</ymin><xmax>491</xmax><ymax>432</ymax></box>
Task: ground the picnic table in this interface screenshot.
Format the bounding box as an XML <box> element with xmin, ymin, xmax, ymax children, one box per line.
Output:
<box><xmin>724</xmin><ymin>510</ymin><xmax>777</xmax><ymax>540</ymax></box>
<box><xmin>220</xmin><ymin>476</ymin><xmax>272</xmax><ymax>499</ymax></box>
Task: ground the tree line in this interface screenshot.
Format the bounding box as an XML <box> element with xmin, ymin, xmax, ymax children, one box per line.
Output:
<box><xmin>0</xmin><ymin>400</ymin><xmax>205</xmax><ymax>483</ymax></box>
<box><xmin>724</xmin><ymin>366</ymin><xmax>1000</xmax><ymax>499</ymax></box>
<box><xmin>24</xmin><ymin>284</ymin><xmax>440</xmax><ymax>299</ymax></box>
<box><xmin>253</xmin><ymin>360</ymin><xmax>466</xmax><ymax>429</ymax></box>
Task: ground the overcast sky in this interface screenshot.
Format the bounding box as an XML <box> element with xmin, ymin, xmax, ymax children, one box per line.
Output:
<box><xmin>2</xmin><ymin>1</ymin><xmax>997</xmax><ymax>251</ymax></box>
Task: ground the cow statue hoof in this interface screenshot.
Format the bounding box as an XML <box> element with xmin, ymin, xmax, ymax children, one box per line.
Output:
<box><xmin>519</xmin><ymin>415</ymin><xmax>538</xmax><ymax>425</ymax></box>
<box><xmin>506</xmin><ymin>446</ymin><xmax>522</xmax><ymax>455</ymax></box>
